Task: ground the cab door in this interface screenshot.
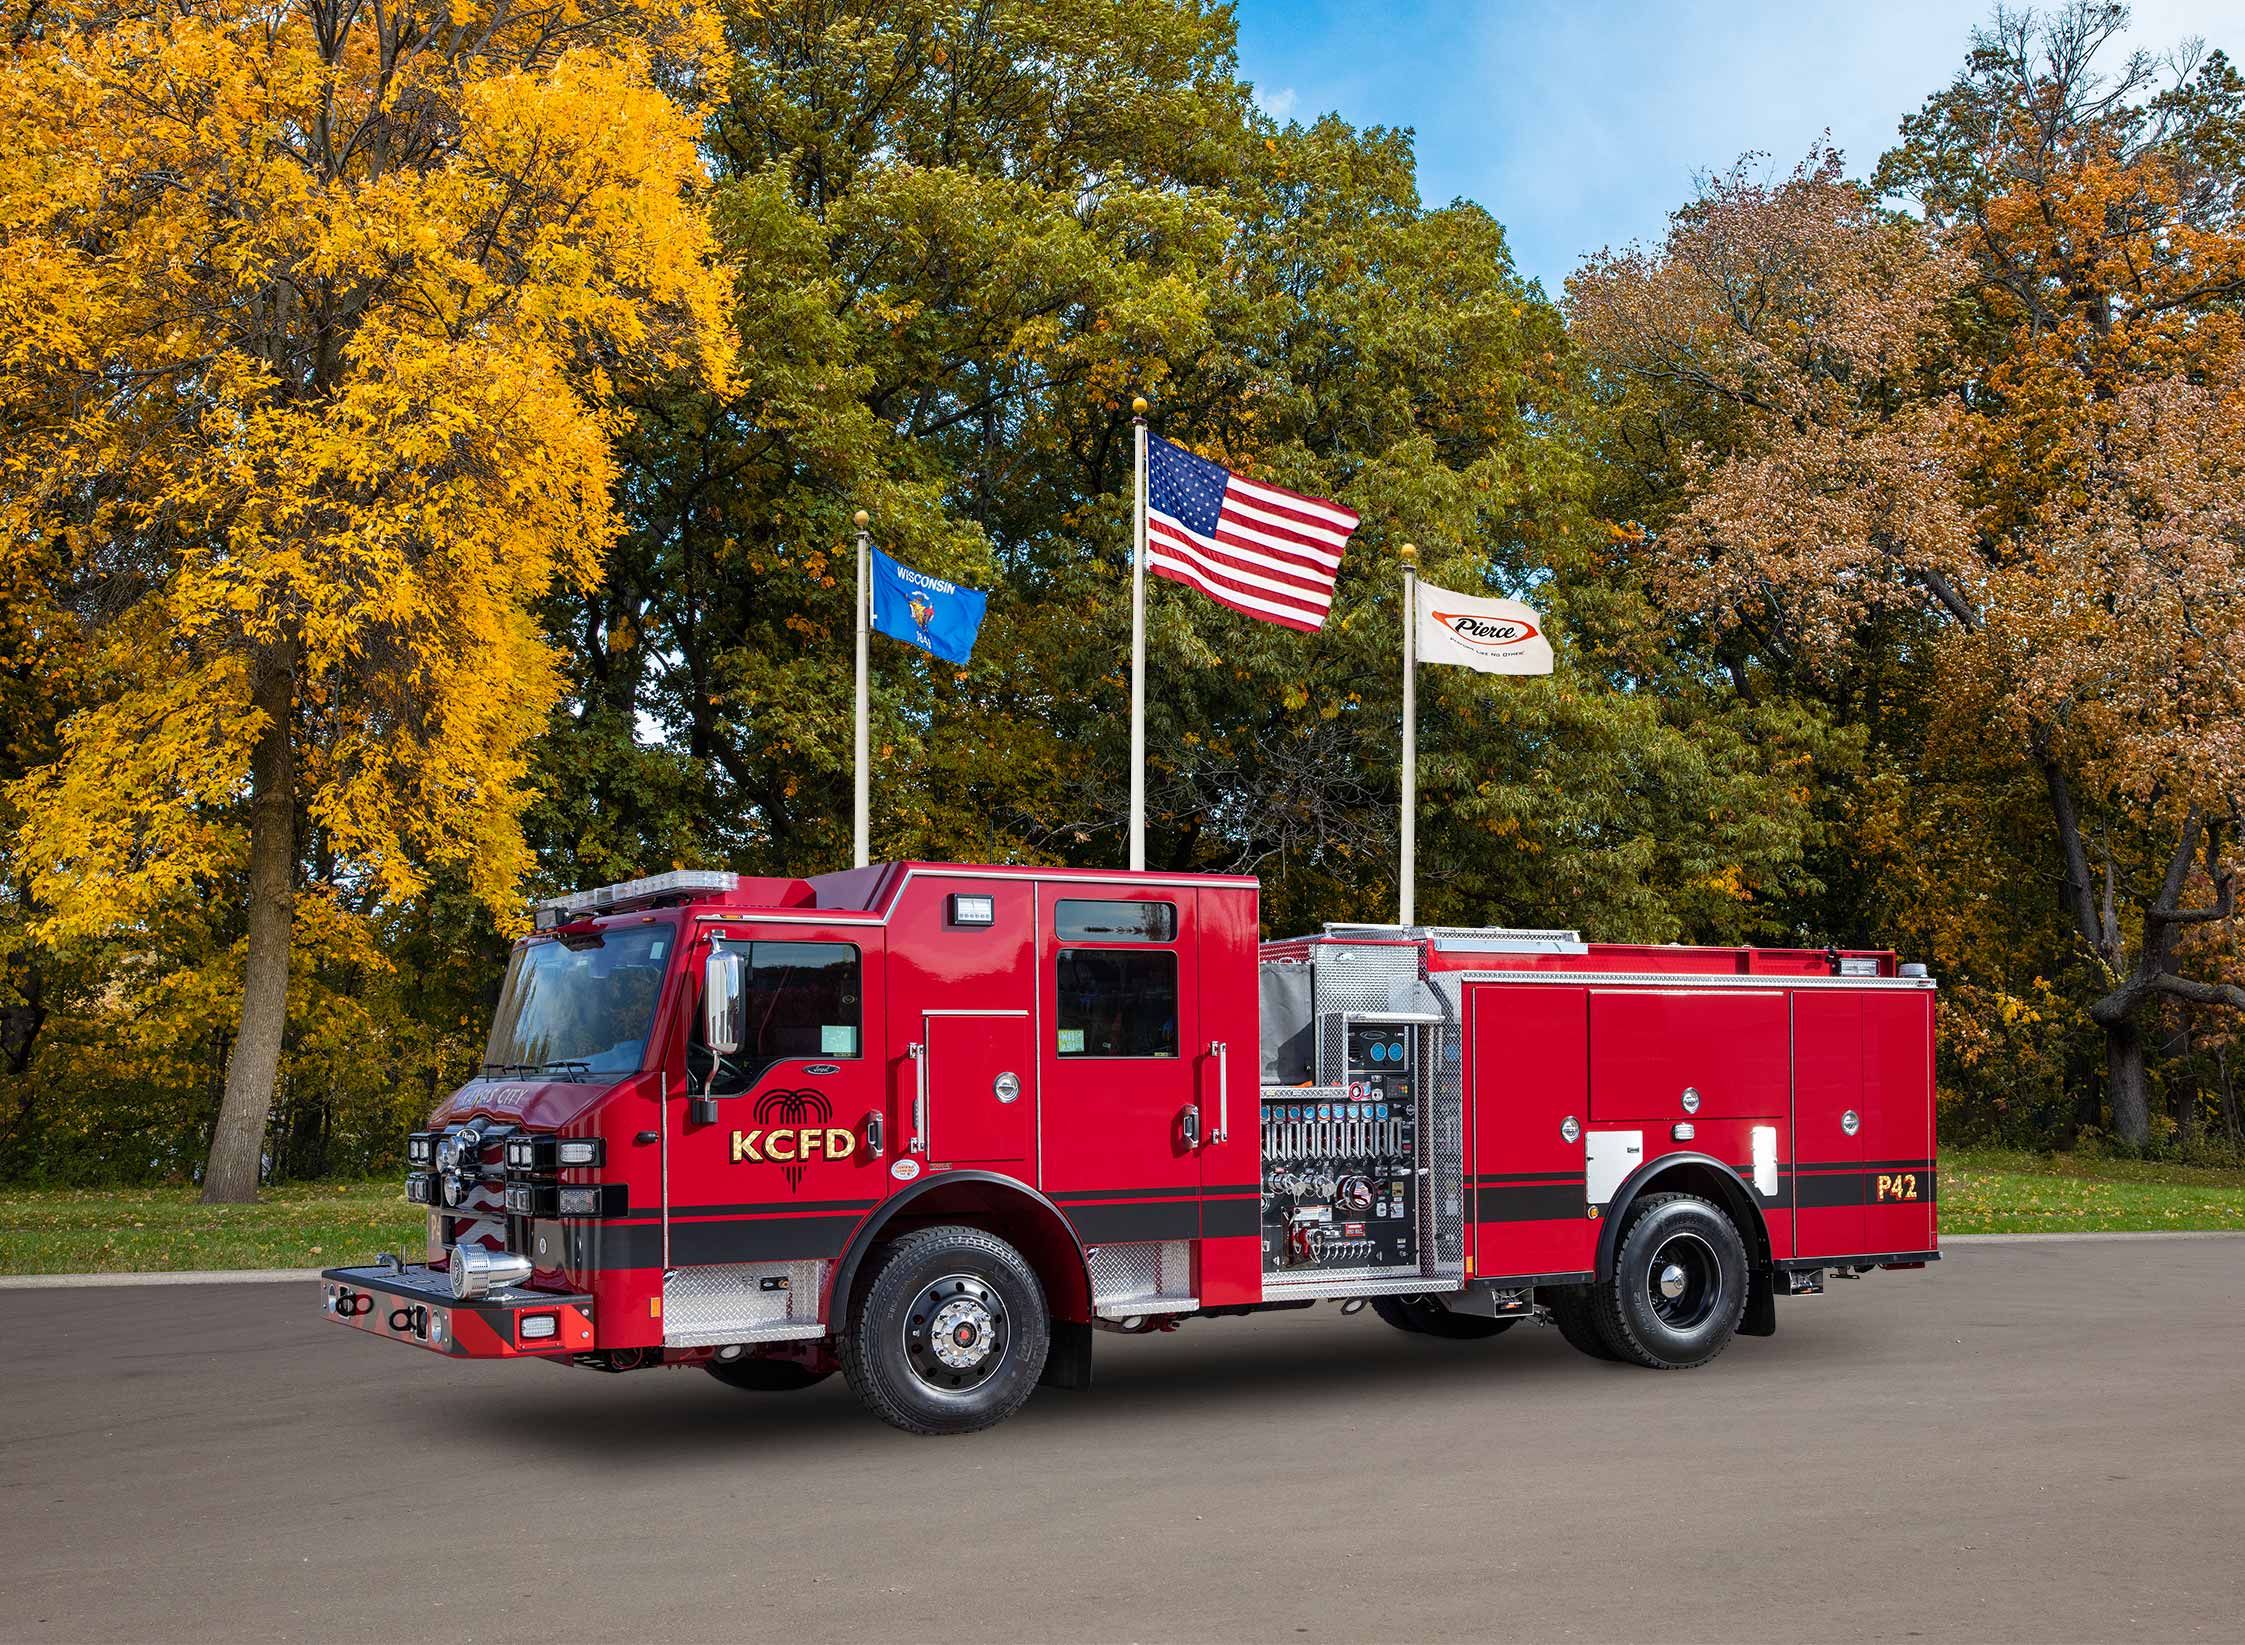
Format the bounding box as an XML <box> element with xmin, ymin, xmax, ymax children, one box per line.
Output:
<box><xmin>668</xmin><ymin>923</ymin><xmax>888</xmax><ymax>1268</ymax></box>
<box><xmin>1036</xmin><ymin>887</ymin><xmax>1204</xmax><ymax>1248</ymax></box>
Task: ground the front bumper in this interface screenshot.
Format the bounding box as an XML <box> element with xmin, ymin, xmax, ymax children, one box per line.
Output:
<box><xmin>320</xmin><ymin>1263</ymin><xmax>595</xmax><ymax>1358</ymax></box>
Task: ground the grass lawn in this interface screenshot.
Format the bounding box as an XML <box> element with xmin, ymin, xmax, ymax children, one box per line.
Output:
<box><xmin>1940</xmin><ymin>1147</ymin><xmax>2245</xmax><ymax>1234</ymax></box>
<box><xmin>2</xmin><ymin>1151</ymin><xmax>2241</xmax><ymax>1274</ymax></box>
<box><xmin>0</xmin><ymin>1180</ymin><xmax>424</xmax><ymax>1276</ymax></box>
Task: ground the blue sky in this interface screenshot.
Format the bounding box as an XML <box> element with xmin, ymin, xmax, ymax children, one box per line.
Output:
<box><xmin>1233</xmin><ymin>0</ymin><xmax>2236</xmax><ymax>294</ymax></box>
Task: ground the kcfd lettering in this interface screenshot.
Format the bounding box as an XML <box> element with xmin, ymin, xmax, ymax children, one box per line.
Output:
<box><xmin>731</xmin><ymin>1127</ymin><xmax>857</xmax><ymax>1165</ymax></box>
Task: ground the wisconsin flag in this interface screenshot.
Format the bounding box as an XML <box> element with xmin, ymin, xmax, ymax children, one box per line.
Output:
<box><xmin>1415</xmin><ymin>581</ymin><xmax>1553</xmax><ymax>675</ymax></box>
<box><xmin>870</xmin><ymin>546</ymin><xmax>987</xmax><ymax>666</ymax></box>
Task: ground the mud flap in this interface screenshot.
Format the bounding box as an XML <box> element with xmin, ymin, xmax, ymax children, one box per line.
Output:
<box><xmin>1039</xmin><ymin>1319</ymin><xmax>1094</xmax><ymax>1390</ymax></box>
<box><xmin>1740</xmin><ymin>1266</ymin><xmax>1777</xmax><ymax>1337</ymax></box>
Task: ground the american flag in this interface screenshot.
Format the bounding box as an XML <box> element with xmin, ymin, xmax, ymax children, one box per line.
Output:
<box><xmin>1145</xmin><ymin>434</ymin><xmax>1358</xmax><ymax>632</ymax></box>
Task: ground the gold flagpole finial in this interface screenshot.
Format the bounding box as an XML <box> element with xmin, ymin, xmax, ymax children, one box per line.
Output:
<box><xmin>1132</xmin><ymin>395</ymin><xmax>1148</xmax><ymax>416</ymax></box>
<box><xmin>1399</xmin><ymin>541</ymin><xmax>1417</xmax><ymax>564</ymax></box>
<box><xmin>853</xmin><ymin>509</ymin><xmax>869</xmax><ymax>529</ymax></box>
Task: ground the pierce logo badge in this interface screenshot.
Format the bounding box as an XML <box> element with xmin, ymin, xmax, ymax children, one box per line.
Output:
<box><xmin>732</xmin><ymin>1089</ymin><xmax>847</xmax><ymax>1190</ymax></box>
<box><xmin>1431</xmin><ymin>610</ymin><xmax>1541</xmax><ymax>650</ymax></box>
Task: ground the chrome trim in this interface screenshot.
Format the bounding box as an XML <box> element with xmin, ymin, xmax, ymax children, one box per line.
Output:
<box><xmin>1451</xmin><ymin>969</ymin><xmax>1936</xmax><ymax>991</ymax></box>
<box><xmin>1210</xmin><ymin>1039</ymin><xmax>1228</xmax><ymax>1144</ymax></box>
<box><xmin>688</xmin><ymin>865</ymin><xmax>1257</xmax><ymax>929</ymax></box>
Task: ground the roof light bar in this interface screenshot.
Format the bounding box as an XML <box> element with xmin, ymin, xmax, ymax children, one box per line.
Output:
<box><xmin>532</xmin><ymin>869</ymin><xmax>740</xmax><ymax>928</ymax></box>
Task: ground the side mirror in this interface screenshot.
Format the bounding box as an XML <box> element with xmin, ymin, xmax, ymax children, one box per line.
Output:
<box><xmin>702</xmin><ymin>949</ymin><xmax>745</xmax><ymax>1057</ymax></box>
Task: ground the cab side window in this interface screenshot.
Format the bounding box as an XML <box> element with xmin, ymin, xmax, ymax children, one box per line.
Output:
<box><xmin>693</xmin><ymin>941</ymin><xmax>862</xmax><ymax>1092</ymax></box>
<box><xmin>1053</xmin><ymin>901</ymin><xmax>1178</xmax><ymax>1058</ymax></box>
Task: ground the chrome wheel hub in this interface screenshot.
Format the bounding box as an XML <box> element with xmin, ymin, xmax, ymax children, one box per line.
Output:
<box><xmin>1657</xmin><ymin>1262</ymin><xmax>1689</xmax><ymax>1300</ymax></box>
<box><xmin>929</xmin><ymin>1297</ymin><xmax>997</xmax><ymax>1370</ymax></box>
<box><xmin>903</xmin><ymin>1274</ymin><xmax>1010</xmax><ymax>1391</ymax></box>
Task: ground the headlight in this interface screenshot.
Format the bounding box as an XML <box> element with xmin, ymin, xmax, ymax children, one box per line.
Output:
<box><xmin>406</xmin><ymin>1133</ymin><xmax>433</xmax><ymax>1164</ymax></box>
<box><xmin>405</xmin><ymin>1173</ymin><xmax>433</xmax><ymax>1205</ymax></box>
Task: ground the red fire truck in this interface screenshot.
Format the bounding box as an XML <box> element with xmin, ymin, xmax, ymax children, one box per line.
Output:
<box><xmin>320</xmin><ymin>862</ymin><xmax>1937</xmax><ymax>1434</ymax></box>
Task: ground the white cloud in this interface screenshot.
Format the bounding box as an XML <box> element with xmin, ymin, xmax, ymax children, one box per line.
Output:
<box><xmin>1262</xmin><ymin>84</ymin><xmax>1299</xmax><ymax>122</ymax></box>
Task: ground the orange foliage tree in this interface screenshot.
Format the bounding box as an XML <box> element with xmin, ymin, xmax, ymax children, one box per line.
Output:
<box><xmin>0</xmin><ymin>0</ymin><xmax>733</xmax><ymax>1198</ymax></box>
<box><xmin>1573</xmin><ymin>4</ymin><xmax>2245</xmax><ymax>1143</ymax></box>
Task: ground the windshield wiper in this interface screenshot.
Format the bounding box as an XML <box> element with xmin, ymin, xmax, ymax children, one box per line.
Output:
<box><xmin>481</xmin><ymin>1062</ymin><xmax>542</xmax><ymax>1079</ymax></box>
<box><xmin>534</xmin><ymin>1059</ymin><xmax>594</xmax><ymax>1080</ymax></box>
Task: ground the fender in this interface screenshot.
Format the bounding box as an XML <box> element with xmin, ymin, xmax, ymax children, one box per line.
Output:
<box><xmin>1594</xmin><ymin>1150</ymin><xmax>1773</xmax><ymax>1280</ymax></box>
<box><xmin>823</xmin><ymin>1168</ymin><xmax>1092</xmax><ymax>1332</ymax></box>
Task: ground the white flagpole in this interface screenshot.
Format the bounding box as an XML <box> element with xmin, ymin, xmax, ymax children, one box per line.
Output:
<box><xmin>1130</xmin><ymin>395</ymin><xmax>1149</xmax><ymax>872</ymax></box>
<box><xmin>853</xmin><ymin>509</ymin><xmax>870</xmax><ymax>869</ymax></box>
<box><xmin>1399</xmin><ymin>541</ymin><xmax>1418</xmax><ymax>927</ymax></box>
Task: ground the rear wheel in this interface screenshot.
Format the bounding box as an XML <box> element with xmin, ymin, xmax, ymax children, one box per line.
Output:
<box><xmin>1371</xmin><ymin>1293</ymin><xmax>1518</xmax><ymax>1340</ymax></box>
<box><xmin>1542</xmin><ymin>1284</ymin><xmax>1623</xmax><ymax>1361</ymax></box>
<box><xmin>839</xmin><ymin>1225</ymin><xmax>1050</xmax><ymax>1435</ymax></box>
<box><xmin>1589</xmin><ymin>1192</ymin><xmax>1748</xmax><ymax>1369</ymax></box>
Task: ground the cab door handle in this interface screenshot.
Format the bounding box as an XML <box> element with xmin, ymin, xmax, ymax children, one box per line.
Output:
<box><xmin>907</xmin><ymin>1042</ymin><xmax>928</xmax><ymax>1154</ymax></box>
<box><xmin>864</xmin><ymin>1110</ymin><xmax>886</xmax><ymax>1159</ymax></box>
<box><xmin>1180</xmin><ymin>1103</ymin><xmax>1201</xmax><ymax>1149</ymax></box>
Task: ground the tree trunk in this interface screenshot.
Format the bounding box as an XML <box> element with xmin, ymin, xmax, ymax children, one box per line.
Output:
<box><xmin>2217</xmin><ymin>1045</ymin><xmax>2240</xmax><ymax>1151</ymax></box>
<box><xmin>2104</xmin><ymin>1017</ymin><xmax>2148</xmax><ymax>1148</ymax></box>
<box><xmin>200</xmin><ymin>654</ymin><xmax>296</xmax><ymax>1203</ymax></box>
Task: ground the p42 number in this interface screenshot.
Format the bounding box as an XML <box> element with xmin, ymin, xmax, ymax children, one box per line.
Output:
<box><xmin>1875</xmin><ymin>1172</ymin><xmax>1921</xmax><ymax>1203</ymax></box>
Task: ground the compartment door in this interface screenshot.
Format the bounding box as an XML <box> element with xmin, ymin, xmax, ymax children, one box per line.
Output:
<box><xmin>1588</xmin><ymin>989</ymin><xmax>1790</xmax><ymax>1120</ymax></box>
<box><xmin>1791</xmin><ymin>991</ymin><xmax>1865</xmax><ymax>1258</ymax></box>
<box><xmin>1862</xmin><ymin>991</ymin><xmax>1936</xmax><ymax>1253</ymax></box>
<box><xmin>1467</xmin><ymin>983</ymin><xmax>1592</xmax><ymax>1281</ymax></box>
<box><xmin>923</xmin><ymin>1011</ymin><xmax>1035</xmax><ymax>1173</ymax></box>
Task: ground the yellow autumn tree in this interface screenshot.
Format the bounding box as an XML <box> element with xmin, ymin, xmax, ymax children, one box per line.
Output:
<box><xmin>0</xmin><ymin>0</ymin><xmax>733</xmax><ymax>1199</ymax></box>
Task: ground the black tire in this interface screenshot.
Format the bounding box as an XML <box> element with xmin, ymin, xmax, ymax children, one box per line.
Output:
<box><xmin>1370</xmin><ymin>1293</ymin><xmax>1518</xmax><ymax>1340</ymax></box>
<box><xmin>1589</xmin><ymin>1192</ymin><xmax>1749</xmax><ymax>1369</ymax></box>
<box><xmin>1542</xmin><ymin>1283</ymin><xmax>1623</xmax><ymax>1361</ymax></box>
<box><xmin>838</xmin><ymin>1224</ymin><xmax>1050</xmax><ymax>1435</ymax></box>
<box><xmin>704</xmin><ymin>1356</ymin><xmax>834</xmax><ymax>1393</ymax></box>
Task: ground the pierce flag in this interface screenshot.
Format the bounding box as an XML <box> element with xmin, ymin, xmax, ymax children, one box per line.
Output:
<box><xmin>1413</xmin><ymin>580</ymin><xmax>1553</xmax><ymax>675</ymax></box>
<box><xmin>869</xmin><ymin>545</ymin><xmax>987</xmax><ymax>666</ymax></box>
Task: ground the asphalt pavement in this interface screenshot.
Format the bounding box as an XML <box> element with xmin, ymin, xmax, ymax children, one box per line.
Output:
<box><xmin>4</xmin><ymin>1235</ymin><xmax>2242</xmax><ymax>1642</ymax></box>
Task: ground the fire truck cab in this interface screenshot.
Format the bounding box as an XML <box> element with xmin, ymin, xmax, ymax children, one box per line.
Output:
<box><xmin>321</xmin><ymin>862</ymin><xmax>1937</xmax><ymax>1434</ymax></box>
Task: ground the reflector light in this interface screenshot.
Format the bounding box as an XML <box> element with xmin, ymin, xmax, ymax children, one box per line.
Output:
<box><xmin>1838</xmin><ymin>956</ymin><xmax>1879</xmax><ymax>977</ymax></box>
<box><xmin>556</xmin><ymin>1138</ymin><xmax>602</xmax><ymax>1167</ymax></box>
<box><xmin>519</xmin><ymin>1313</ymin><xmax>559</xmax><ymax>1341</ymax></box>
<box><xmin>557</xmin><ymin>1186</ymin><xmax>603</xmax><ymax>1216</ymax></box>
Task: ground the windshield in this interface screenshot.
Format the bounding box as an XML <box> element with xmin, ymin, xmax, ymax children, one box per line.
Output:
<box><xmin>483</xmin><ymin>925</ymin><xmax>670</xmax><ymax>1078</ymax></box>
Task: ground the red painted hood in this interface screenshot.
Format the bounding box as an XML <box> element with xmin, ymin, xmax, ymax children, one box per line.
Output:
<box><xmin>429</xmin><ymin>1071</ymin><xmax>652</xmax><ymax>1131</ymax></box>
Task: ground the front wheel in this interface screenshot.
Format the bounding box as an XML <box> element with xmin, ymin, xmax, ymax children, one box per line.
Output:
<box><xmin>1370</xmin><ymin>1293</ymin><xmax>1518</xmax><ymax>1340</ymax></box>
<box><xmin>839</xmin><ymin>1225</ymin><xmax>1051</xmax><ymax>1435</ymax></box>
<box><xmin>1589</xmin><ymin>1192</ymin><xmax>1749</xmax><ymax>1369</ymax></box>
